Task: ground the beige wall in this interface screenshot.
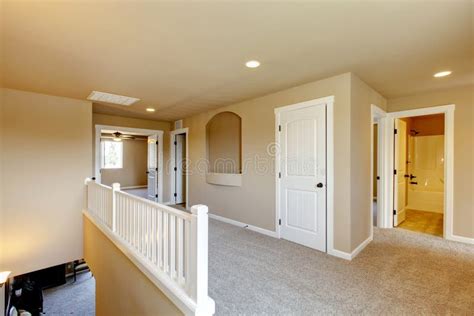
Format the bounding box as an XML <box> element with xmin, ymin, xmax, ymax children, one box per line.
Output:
<box><xmin>350</xmin><ymin>74</ymin><xmax>387</xmax><ymax>249</ymax></box>
<box><xmin>184</xmin><ymin>73</ymin><xmax>357</xmax><ymax>252</ymax></box>
<box><xmin>83</xmin><ymin>215</ymin><xmax>183</xmax><ymax>316</ymax></box>
<box><xmin>387</xmin><ymin>85</ymin><xmax>474</xmax><ymax>239</ymax></box>
<box><xmin>0</xmin><ymin>88</ymin><xmax>4</xmax><ymax>268</ymax></box>
<box><xmin>0</xmin><ymin>88</ymin><xmax>92</xmax><ymax>276</ymax></box>
<box><xmin>92</xmin><ymin>113</ymin><xmax>173</xmax><ymax>201</ymax></box>
<box><xmin>101</xmin><ymin>138</ymin><xmax>148</xmax><ymax>187</ymax></box>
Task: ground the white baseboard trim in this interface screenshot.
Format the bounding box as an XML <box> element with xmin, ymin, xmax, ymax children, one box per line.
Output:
<box><xmin>327</xmin><ymin>248</ymin><xmax>352</xmax><ymax>260</ymax></box>
<box><xmin>351</xmin><ymin>235</ymin><xmax>373</xmax><ymax>259</ymax></box>
<box><xmin>121</xmin><ymin>185</ymin><xmax>147</xmax><ymax>190</ymax></box>
<box><xmin>208</xmin><ymin>213</ymin><xmax>278</xmax><ymax>238</ymax></box>
<box><xmin>446</xmin><ymin>234</ymin><xmax>474</xmax><ymax>245</ymax></box>
<box><xmin>328</xmin><ymin>235</ymin><xmax>373</xmax><ymax>261</ymax></box>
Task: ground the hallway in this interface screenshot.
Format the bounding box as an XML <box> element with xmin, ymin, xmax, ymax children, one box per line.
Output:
<box><xmin>44</xmin><ymin>219</ymin><xmax>473</xmax><ymax>315</ymax></box>
<box><xmin>209</xmin><ymin>219</ymin><xmax>473</xmax><ymax>315</ymax></box>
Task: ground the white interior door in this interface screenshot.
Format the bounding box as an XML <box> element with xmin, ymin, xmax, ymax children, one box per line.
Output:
<box><xmin>174</xmin><ymin>134</ymin><xmax>185</xmax><ymax>204</ymax></box>
<box><xmin>279</xmin><ymin>104</ymin><xmax>326</xmax><ymax>252</ymax></box>
<box><xmin>394</xmin><ymin>119</ymin><xmax>407</xmax><ymax>226</ymax></box>
<box><xmin>147</xmin><ymin>134</ymin><xmax>158</xmax><ymax>201</ymax></box>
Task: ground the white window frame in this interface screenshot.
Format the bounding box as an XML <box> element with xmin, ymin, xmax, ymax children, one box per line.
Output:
<box><xmin>101</xmin><ymin>140</ymin><xmax>123</xmax><ymax>169</ymax></box>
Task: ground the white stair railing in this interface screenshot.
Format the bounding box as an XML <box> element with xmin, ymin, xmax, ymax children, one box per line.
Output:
<box><xmin>84</xmin><ymin>178</ymin><xmax>215</xmax><ymax>316</ymax></box>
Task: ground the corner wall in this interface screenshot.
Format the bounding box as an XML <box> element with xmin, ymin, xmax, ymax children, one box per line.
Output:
<box><xmin>350</xmin><ymin>74</ymin><xmax>387</xmax><ymax>250</ymax></box>
<box><xmin>0</xmin><ymin>88</ymin><xmax>92</xmax><ymax>276</ymax></box>
<box><xmin>387</xmin><ymin>85</ymin><xmax>474</xmax><ymax>239</ymax></box>
<box><xmin>184</xmin><ymin>73</ymin><xmax>354</xmax><ymax>253</ymax></box>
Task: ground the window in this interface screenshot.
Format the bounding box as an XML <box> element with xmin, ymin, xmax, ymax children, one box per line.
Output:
<box><xmin>101</xmin><ymin>141</ymin><xmax>123</xmax><ymax>169</ymax></box>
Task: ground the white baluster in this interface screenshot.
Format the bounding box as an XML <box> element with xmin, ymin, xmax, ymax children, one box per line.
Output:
<box><xmin>170</xmin><ymin>215</ymin><xmax>176</xmax><ymax>278</ymax></box>
<box><xmin>177</xmin><ymin>217</ymin><xmax>184</xmax><ymax>284</ymax></box>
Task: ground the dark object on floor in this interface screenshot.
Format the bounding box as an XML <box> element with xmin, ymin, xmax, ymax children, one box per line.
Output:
<box><xmin>73</xmin><ymin>259</ymin><xmax>90</xmax><ymax>282</ymax></box>
<box><xmin>29</xmin><ymin>264</ymin><xmax>66</xmax><ymax>289</ymax></box>
<box><xmin>9</xmin><ymin>278</ymin><xmax>43</xmax><ymax>316</ymax></box>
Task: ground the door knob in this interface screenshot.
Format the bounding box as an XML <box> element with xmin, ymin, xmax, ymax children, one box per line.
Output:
<box><xmin>316</xmin><ymin>183</ymin><xmax>324</xmax><ymax>188</ymax></box>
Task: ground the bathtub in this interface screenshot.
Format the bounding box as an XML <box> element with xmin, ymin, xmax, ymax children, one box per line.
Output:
<box><xmin>407</xmin><ymin>189</ymin><xmax>444</xmax><ymax>213</ymax></box>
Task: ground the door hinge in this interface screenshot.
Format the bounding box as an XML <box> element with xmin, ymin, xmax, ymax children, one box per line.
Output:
<box><xmin>155</xmin><ymin>194</ymin><xmax>158</xmax><ymax>198</ymax></box>
<box><xmin>174</xmin><ymin>141</ymin><xmax>177</xmax><ymax>145</ymax></box>
<box><xmin>394</xmin><ymin>169</ymin><xmax>397</xmax><ymax>175</ymax></box>
<box><xmin>156</xmin><ymin>141</ymin><xmax>158</xmax><ymax>145</ymax></box>
<box><xmin>393</xmin><ymin>210</ymin><xmax>397</xmax><ymax>215</ymax></box>
<box><xmin>174</xmin><ymin>193</ymin><xmax>177</xmax><ymax>197</ymax></box>
<box><xmin>278</xmin><ymin>172</ymin><xmax>281</xmax><ymax>179</ymax></box>
<box><xmin>376</xmin><ymin>176</ymin><xmax>380</xmax><ymax>180</ymax></box>
<box><xmin>394</xmin><ymin>128</ymin><xmax>398</xmax><ymax>135</ymax></box>
<box><xmin>174</xmin><ymin>167</ymin><xmax>177</xmax><ymax>171</ymax></box>
<box><xmin>279</xmin><ymin>219</ymin><xmax>281</xmax><ymax>225</ymax></box>
<box><xmin>155</xmin><ymin>168</ymin><xmax>158</xmax><ymax>171</ymax></box>
<box><xmin>278</xmin><ymin>125</ymin><xmax>281</xmax><ymax>132</ymax></box>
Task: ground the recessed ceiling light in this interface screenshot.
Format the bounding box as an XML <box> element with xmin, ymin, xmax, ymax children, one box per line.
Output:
<box><xmin>87</xmin><ymin>91</ymin><xmax>140</xmax><ymax>106</ymax></box>
<box><xmin>245</xmin><ymin>60</ymin><xmax>260</xmax><ymax>68</ymax></box>
<box><xmin>146</xmin><ymin>108</ymin><xmax>156</xmax><ymax>112</ymax></box>
<box><xmin>433</xmin><ymin>71</ymin><xmax>452</xmax><ymax>78</ymax></box>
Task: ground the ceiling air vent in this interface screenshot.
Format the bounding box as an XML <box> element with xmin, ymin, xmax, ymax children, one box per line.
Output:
<box><xmin>87</xmin><ymin>91</ymin><xmax>140</xmax><ymax>106</ymax></box>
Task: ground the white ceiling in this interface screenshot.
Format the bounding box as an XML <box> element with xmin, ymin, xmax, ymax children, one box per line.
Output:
<box><xmin>1</xmin><ymin>1</ymin><xmax>473</xmax><ymax>122</ymax></box>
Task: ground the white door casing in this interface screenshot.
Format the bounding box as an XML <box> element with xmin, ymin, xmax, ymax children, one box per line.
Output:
<box><xmin>175</xmin><ymin>134</ymin><xmax>185</xmax><ymax>204</ymax></box>
<box><xmin>279</xmin><ymin>103</ymin><xmax>327</xmax><ymax>251</ymax></box>
<box><xmin>393</xmin><ymin>119</ymin><xmax>407</xmax><ymax>226</ymax></box>
<box><xmin>147</xmin><ymin>134</ymin><xmax>158</xmax><ymax>202</ymax></box>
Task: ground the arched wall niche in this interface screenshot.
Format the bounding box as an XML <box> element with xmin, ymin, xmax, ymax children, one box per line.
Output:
<box><xmin>206</xmin><ymin>111</ymin><xmax>242</xmax><ymax>174</ymax></box>
<box><xmin>205</xmin><ymin>112</ymin><xmax>243</xmax><ymax>186</ymax></box>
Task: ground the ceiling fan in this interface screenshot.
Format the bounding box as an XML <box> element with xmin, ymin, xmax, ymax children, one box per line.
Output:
<box><xmin>101</xmin><ymin>131</ymin><xmax>136</xmax><ymax>142</ymax></box>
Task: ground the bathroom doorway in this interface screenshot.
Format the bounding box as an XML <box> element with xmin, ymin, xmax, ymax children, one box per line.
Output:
<box><xmin>393</xmin><ymin>114</ymin><xmax>445</xmax><ymax>237</ymax></box>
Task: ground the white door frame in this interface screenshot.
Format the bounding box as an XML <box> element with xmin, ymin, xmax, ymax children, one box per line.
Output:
<box><xmin>94</xmin><ymin>124</ymin><xmax>164</xmax><ymax>203</ymax></box>
<box><xmin>170</xmin><ymin>128</ymin><xmax>189</xmax><ymax>207</ymax></box>
<box><xmin>385</xmin><ymin>104</ymin><xmax>455</xmax><ymax>238</ymax></box>
<box><xmin>275</xmin><ymin>96</ymin><xmax>334</xmax><ymax>253</ymax></box>
<box><xmin>371</xmin><ymin>105</ymin><xmax>388</xmax><ymax>232</ymax></box>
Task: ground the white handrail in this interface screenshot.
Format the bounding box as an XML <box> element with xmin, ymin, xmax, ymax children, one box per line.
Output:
<box><xmin>84</xmin><ymin>178</ymin><xmax>215</xmax><ymax>315</ymax></box>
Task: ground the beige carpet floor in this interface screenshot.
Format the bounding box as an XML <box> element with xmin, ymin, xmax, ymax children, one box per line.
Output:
<box><xmin>209</xmin><ymin>219</ymin><xmax>474</xmax><ymax>315</ymax></box>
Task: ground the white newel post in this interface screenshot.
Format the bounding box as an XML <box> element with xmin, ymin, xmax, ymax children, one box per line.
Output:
<box><xmin>189</xmin><ymin>205</ymin><xmax>215</xmax><ymax>315</ymax></box>
<box><xmin>112</xmin><ymin>183</ymin><xmax>120</xmax><ymax>232</ymax></box>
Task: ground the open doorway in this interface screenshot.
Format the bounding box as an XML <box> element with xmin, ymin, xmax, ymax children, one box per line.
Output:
<box><xmin>170</xmin><ymin>128</ymin><xmax>188</xmax><ymax>210</ymax></box>
<box><xmin>393</xmin><ymin>114</ymin><xmax>445</xmax><ymax>237</ymax></box>
<box><xmin>94</xmin><ymin>125</ymin><xmax>164</xmax><ymax>202</ymax></box>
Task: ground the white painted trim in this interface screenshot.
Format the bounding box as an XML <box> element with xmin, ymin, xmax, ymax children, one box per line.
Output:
<box><xmin>328</xmin><ymin>236</ymin><xmax>373</xmax><ymax>261</ymax></box>
<box><xmin>386</xmin><ymin>104</ymin><xmax>456</xmax><ymax>240</ymax></box>
<box><xmin>206</xmin><ymin>173</ymin><xmax>242</xmax><ymax>186</ymax></box>
<box><xmin>121</xmin><ymin>185</ymin><xmax>147</xmax><ymax>190</ymax></box>
<box><xmin>447</xmin><ymin>234</ymin><xmax>474</xmax><ymax>245</ymax></box>
<box><xmin>208</xmin><ymin>213</ymin><xmax>278</xmax><ymax>238</ymax></box>
<box><xmin>83</xmin><ymin>210</ymin><xmax>199</xmax><ymax>315</ymax></box>
<box><xmin>94</xmin><ymin>124</ymin><xmax>164</xmax><ymax>203</ymax></box>
<box><xmin>371</xmin><ymin>105</ymin><xmax>388</xmax><ymax>231</ymax></box>
<box><xmin>350</xmin><ymin>235</ymin><xmax>373</xmax><ymax>259</ymax></box>
<box><xmin>274</xmin><ymin>96</ymin><xmax>335</xmax><ymax>254</ymax></box>
<box><xmin>274</xmin><ymin>96</ymin><xmax>335</xmax><ymax>114</ymax></box>
<box><xmin>170</xmin><ymin>128</ymin><xmax>189</xmax><ymax>206</ymax></box>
